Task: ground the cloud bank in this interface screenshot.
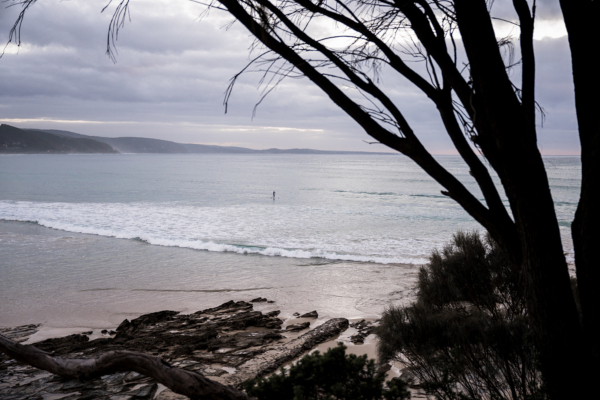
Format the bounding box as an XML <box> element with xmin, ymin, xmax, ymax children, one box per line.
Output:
<box><xmin>0</xmin><ymin>0</ymin><xmax>579</xmax><ymax>153</ymax></box>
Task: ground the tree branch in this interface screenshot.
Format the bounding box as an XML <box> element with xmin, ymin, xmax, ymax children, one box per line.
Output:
<box><xmin>0</xmin><ymin>334</ymin><xmax>249</xmax><ymax>400</ymax></box>
<box><xmin>395</xmin><ymin>0</ymin><xmax>473</xmax><ymax>117</ymax></box>
<box><xmin>1</xmin><ymin>0</ymin><xmax>38</xmax><ymax>58</ymax></box>
<box><xmin>218</xmin><ymin>0</ymin><xmax>405</xmax><ymax>150</ymax></box>
<box><xmin>512</xmin><ymin>0</ymin><xmax>536</xmax><ymax>126</ymax></box>
<box><xmin>293</xmin><ymin>0</ymin><xmax>441</xmax><ymax>101</ymax></box>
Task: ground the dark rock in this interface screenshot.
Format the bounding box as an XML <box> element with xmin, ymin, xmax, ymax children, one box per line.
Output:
<box><xmin>350</xmin><ymin>319</ymin><xmax>366</xmax><ymax>328</ymax></box>
<box><xmin>212</xmin><ymin>310</ymin><xmax>283</xmax><ymax>331</ymax></box>
<box><xmin>250</xmin><ymin>297</ymin><xmax>268</xmax><ymax>303</ymax></box>
<box><xmin>124</xmin><ymin>371</ymin><xmax>146</xmax><ymax>382</ymax></box>
<box><xmin>101</xmin><ymin>372</ymin><xmax>127</xmax><ymax>386</ymax></box>
<box><xmin>266</xmin><ymin>310</ymin><xmax>280</xmax><ymax>317</ymax></box>
<box><xmin>78</xmin><ymin>389</ymin><xmax>110</xmax><ymax>400</ymax></box>
<box><xmin>350</xmin><ymin>334</ymin><xmax>365</xmax><ymax>344</ymax></box>
<box><xmin>264</xmin><ymin>319</ymin><xmax>283</xmax><ymax>329</ymax></box>
<box><xmin>88</xmin><ymin>338</ymin><xmax>111</xmax><ymax>346</ymax></box>
<box><xmin>114</xmin><ymin>310</ymin><xmax>181</xmax><ymax>340</ymax></box>
<box><xmin>202</xmin><ymin>368</ymin><xmax>228</xmax><ymax>377</ymax></box>
<box><xmin>299</xmin><ymin>311</ymin><xmax>318</xmax><ymax>319</ymax></box>
<box><xmin>35</xmin><ymin>334</ymin><xmax>90</xmax><ymax>355</ymax></box>
<box><xmin>349</xmin><ymin>319</ymin><xmax>375</xmax><ymax>340</ymax></box>
<box><xmin>196</xmin><ymin>300</ymin><xmax>253</xmax><ymax>315</ymax></box>
<box><xmin>61</xmin><ymin>380</ymin><xmax>87</xmax><ymax>391</ymax></box>
<box><xmin>207</xmin><ymin>331</ymin><xmax>283</xmax><ymax>352</ymax></box>
<box><xmin>116</xmin><ymin>319</ymin><xmax>132</xmax><ymax>333</ymax></box>
<box><xmin>101</xmin><ymin>329</ymin><xmax>108</xmax><ymax>334</ymax></box>
<box><xmin>286</xmin><ymin>322</ymin><xmax>311</xmax><ymax>331</ymax></box>
<box><xmin>131</xmin><ymin>310</ymin><xmax>180</xmax><ymax>325</ymax></box>
<box><xmin>293</xmin><ymin>312</ymin><xmax>300</xmax><ymax>316</ymax></box>
<box><xmin>130</xmin><ymin>383</ymin><xmax>158</xmax><ymax>398</ymax></box>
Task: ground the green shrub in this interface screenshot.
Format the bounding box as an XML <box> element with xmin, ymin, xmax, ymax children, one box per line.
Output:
<box><xmin>243</xmin><ymin>343</ymin><xmax>410</xmax><ymax>400</ymax></box>
<box><xmin>377</xmin><ymin>231</ymin><xmax>547</xmax><ymax>400</ymax></box>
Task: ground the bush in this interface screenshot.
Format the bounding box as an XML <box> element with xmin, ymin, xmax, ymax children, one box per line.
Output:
<box><xmin>243</xmin><ymin>343</ymin><xmax>410</xmax><ymax>400</ymax></box>
<box><xmin>377</xmin><ymin>231</ymin><xmax>547</xmax><ymax>400</ymax></box>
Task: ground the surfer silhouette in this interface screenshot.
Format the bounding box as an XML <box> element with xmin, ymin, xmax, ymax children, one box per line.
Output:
<box><xmin>273</xmin><ymin>191</ymin><xmax>276</xmax><ymax>200</ymax></box>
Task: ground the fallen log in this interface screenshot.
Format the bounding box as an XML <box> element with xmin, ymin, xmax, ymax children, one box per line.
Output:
<box><xmin>0</xmin><ymin>334</ymin><xmax>248</xmax><ymax>400</ymax></box>
<box><xmin>223</xmin><ymin>317</ymin><xmax>349</xmax><ymax>387</ymax></box>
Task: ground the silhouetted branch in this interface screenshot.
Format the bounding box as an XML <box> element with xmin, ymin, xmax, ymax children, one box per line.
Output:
<box><xmin>512</xmin><ymin>0</ymin><xmax>536</xmax><ymax>126</ymax></box>
<box><xmin>0</xmin><ymin>334</ymin><xmax>248</xmax><ymax>400</ymax></box>
<box><xmin>102</xmin><ymin>0</ymin><xmax>131</xmax><ymax>62</ymax></box>
<box><xmin>1</xmin><ymin>0</ymin><xmax>38</xmax><ymax>58</ymax></box>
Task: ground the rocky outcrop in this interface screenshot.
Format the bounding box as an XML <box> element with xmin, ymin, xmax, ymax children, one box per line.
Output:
<box><xmin>285</xmin><ymin>322</ymin><xmax>311</xmax><ymax>331</ymax></box>
<box><xmin>349</xmin><ymin>319</ymin><xmax>377</xmax><ymax>344</ymax></box>
<box><xmin>299</xmin><ymin>311</ymin><xmax>318</xmax><ymax>319</ymax></box>
<box><xmin>0</xmin><ymin>300</ymin><xmax>349</xmax><ymax>400</ymax></box>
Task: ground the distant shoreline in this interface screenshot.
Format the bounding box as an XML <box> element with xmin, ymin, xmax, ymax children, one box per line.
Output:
<box><xmin>2</xmin><ymin>124</ymin><xmax>395</xmax><ymax>155</ymax></box>
<box><xmin>0</xmin><ymin>151</ymin><xmax>397</xmax><ymax>155</ymax></box>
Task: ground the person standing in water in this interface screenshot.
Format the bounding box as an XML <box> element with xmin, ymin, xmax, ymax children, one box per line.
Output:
<box><xmin>273</xmin><ymin>191</ymin><xmax>276</xmax><ymax>200</ymax></box>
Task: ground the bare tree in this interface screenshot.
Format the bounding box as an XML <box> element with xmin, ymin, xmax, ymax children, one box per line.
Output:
<box><xmin>3</xmin><ymin>1</ymin><xmax>598</xmax><ymax>399</ymax></box>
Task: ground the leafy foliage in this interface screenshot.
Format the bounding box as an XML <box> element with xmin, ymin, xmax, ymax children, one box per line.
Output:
<box><xmin>243</xmin><ymin>343</ymin><xmax>410</xmax><ymax>400</ymax></box>
<box><xmin>377</xmin><ymin>232</ymin><xmax>550</xmax><ymax>400</ymax></box>
<box><xmin>418</xmin><ymin>231</ymin><xmax>525</xmax><ymax>319</ymax></box>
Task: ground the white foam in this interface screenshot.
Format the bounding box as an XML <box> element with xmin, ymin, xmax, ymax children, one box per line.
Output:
<box><xmin>0</xmin><ymin>200</ymin><xmax>434</xmax><ymax>264</ymax></box>
<box><xmin>2</xmin><ymin>200</ymin><xmax>576</xmax><ymax>265</ymax></box>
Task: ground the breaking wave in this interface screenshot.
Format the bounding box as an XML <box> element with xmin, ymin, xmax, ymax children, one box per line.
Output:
<box><xmin>0</xmin><ymin>200</ymin><xmax>431</xmax><ymax>264</ymax></box>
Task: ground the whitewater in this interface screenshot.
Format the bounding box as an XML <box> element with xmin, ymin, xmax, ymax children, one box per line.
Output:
<box><xmin>0</xmin><ymin>154</ymin><xmax>580</xmax><ymax>328</ymax></box>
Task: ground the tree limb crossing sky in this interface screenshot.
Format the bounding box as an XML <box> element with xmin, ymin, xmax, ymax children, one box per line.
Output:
<box><xmin>0</xmin><ymin>0</ymin><xmax>579</xmax><ymax>154</ymax></box>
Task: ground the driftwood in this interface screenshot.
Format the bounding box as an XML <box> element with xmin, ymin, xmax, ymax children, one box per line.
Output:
<box><xmin>0</xmin><ymin>317</ymin><xmax>349</xmax><ymax>399</ymax></box>
<box><xmin>222</xmin><ymin>317</ymin><xmax>350</xmax><ymax>387</ymax></box>
<box><xmin>0</xmin><ymin>334</ymin><xmax>248</xmax><ymax>400</ymax></box>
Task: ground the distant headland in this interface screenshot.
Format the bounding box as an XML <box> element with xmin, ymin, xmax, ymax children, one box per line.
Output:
<box><xmin>0</xmin><ymin>124</ymin><xmax>393</xmax><ymax>155</ymax></box>
<box><xmin>0</xmin><ymin>124</ymin><xmax>117</xmax><ymax>154</ymax></box>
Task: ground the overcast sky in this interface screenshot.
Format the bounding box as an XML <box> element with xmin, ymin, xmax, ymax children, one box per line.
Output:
<box><xmin>0</xmin><ymin>0</ymin><xmax>579</xmax><ymax>153</ymax></box>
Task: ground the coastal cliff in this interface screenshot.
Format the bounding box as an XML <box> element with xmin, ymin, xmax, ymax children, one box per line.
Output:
<box><xmin>0</xmin><ymin>124</ymin><xmax>117</xmax><ymax>154</ymax></box>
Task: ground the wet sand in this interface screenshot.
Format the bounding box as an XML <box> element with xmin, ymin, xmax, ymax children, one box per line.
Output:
<box><xmin>1</xmin><ymin>220</ymin><xmax>419</xmax><ymax>330</ymax></box>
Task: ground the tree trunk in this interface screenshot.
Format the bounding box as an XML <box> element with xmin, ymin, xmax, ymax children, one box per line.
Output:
<box><xmin>453</xmin><ymin>1</ymin><xmax>590</xmax><ymax>398</ymax></box>
<box><xmin>559</xmin><ymin>0</ymin><xmax>600</xmax><ymax>377</ymax></box>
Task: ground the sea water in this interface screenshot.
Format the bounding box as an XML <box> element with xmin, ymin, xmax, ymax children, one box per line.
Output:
<box><xmin>0</xmin><ymin>154</ymin><xmax>580</xmax><ymax>329</ymax></box>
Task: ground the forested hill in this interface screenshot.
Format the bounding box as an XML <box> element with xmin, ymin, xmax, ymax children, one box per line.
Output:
<box><xmin>0</xmin><ymin>125</ymin><xmax>117</xmax><ymax>154</ymax></box>
<box><xmin>27</xmin><ymin>128</ymin><xmax>393</xmax><ymax>155</ymax></box>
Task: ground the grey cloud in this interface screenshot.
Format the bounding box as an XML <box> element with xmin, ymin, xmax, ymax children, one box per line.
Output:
<box><xmin>0</xmin><ymin>0</ymin><xmax>581</xmax><ymax>153</ymax></box>
<box><xmin>490</xmin><ymin>0</ymin><xmax>564</xmax><ymax>21</ymax></box>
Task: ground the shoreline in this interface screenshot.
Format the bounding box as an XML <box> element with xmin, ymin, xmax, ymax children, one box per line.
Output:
<box><xmin>6</xmin><ymin>299</ymin><xmax>386</xmax><ymax>368</ymax></box>
<box><xmin>0</xmin><ymin>220</ymin><xmax>420</xmax><ymax>332</ymax></box>
<box><xmin>9</xmin><ymin>310</ymin><xmax>384</xmax><ymax>363</ymax></box>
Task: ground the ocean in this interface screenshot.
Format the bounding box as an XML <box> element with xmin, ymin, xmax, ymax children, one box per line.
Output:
<box><xmin>0</xmin><ymin>154</ymin><xmax>580</xmax><ymax>330</ymax></box>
